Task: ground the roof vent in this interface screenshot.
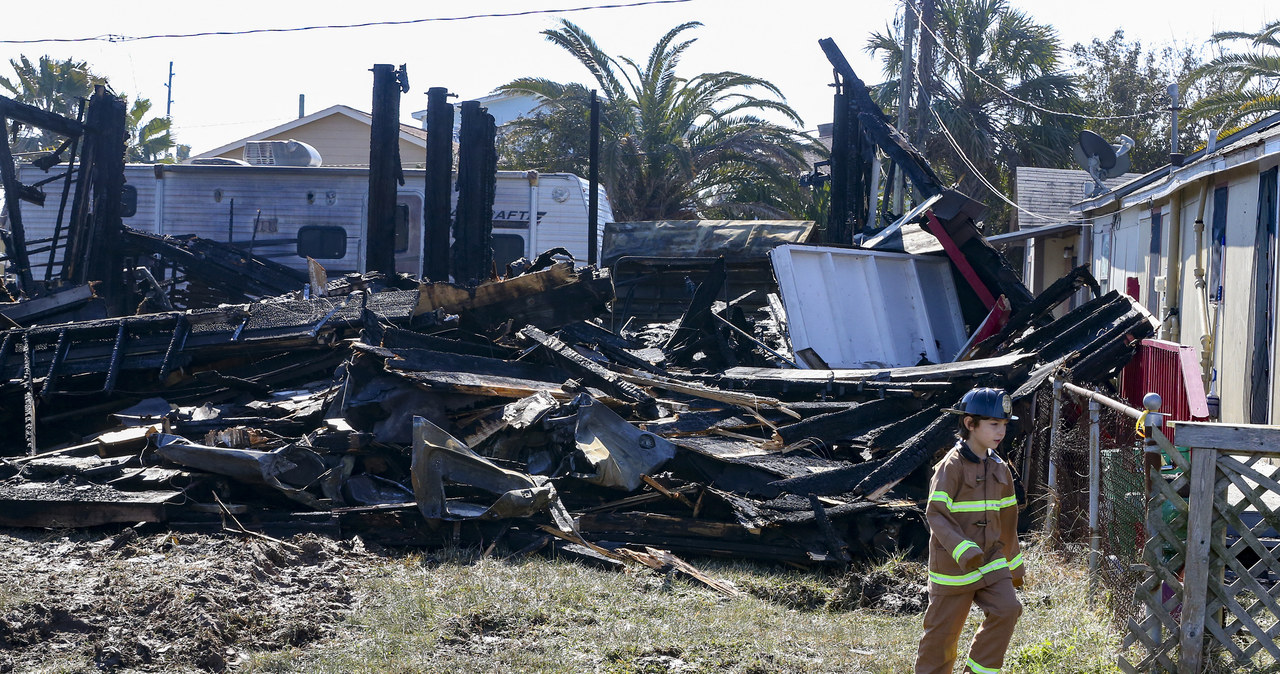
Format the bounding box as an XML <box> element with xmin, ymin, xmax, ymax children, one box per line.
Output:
<box><xmin>243</xmin><ymin>139</ymin><xmax>322</xmax><ymax>167</ymax></box>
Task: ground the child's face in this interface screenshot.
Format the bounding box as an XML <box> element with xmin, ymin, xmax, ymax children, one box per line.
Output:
<box><xmin>965</xmin><ymin>417</ymin><xmax>1007</xmax><ymax>452</ymax></box>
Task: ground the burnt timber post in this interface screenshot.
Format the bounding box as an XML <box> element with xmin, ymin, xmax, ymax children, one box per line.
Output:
<box><xmin>588</xmin><ymin>90</ymin><xmax>600</xmax><ymax>265</ymax></box>
<box><xmin>423</xmin><ymin>86</ymin><xmax>454</xmax><ymax>282</ymax></box>
<box><xmin>0</xmin><ymin>117</ymin><xmax>35</xmax><ymax>296</ymax></box>
<box><xmin>60</xmin><ymin>88</ymin><xmax>128</xmax><ymax>315</ymax></box>
<box><xmin>452</xmin><ymin>100</ymin><xmax>496</xmax><ymax>286</ymax></box>
<box><xmin>0</xmin><ymin>94</ymin><xmax>86</xmax><ymax>297</ymax></box>
<box><xmin>827</xmin><ymin>90</ymin><xmax>850</xmax><ymax>244</ymax></box>
<box><xmin>366</xmin><ymin>64</ymin><xmax>407</xmax><ymax>276</ymax></box>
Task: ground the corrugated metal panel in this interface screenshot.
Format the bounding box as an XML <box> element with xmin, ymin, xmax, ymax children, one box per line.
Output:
<box><xmin>770</xmin><ymin>244</ymin><xmax>967</xmax><ymax>368</ymax></box>
<box><xmin>1120</xmin><ymin>338</ymin><xmax>1211</xmax><ymax>427</ymax></box>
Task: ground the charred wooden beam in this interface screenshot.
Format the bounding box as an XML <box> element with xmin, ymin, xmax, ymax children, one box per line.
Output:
<box><xmin>0</xmin><ymin>118</ymin><xmax>36</xmax><ymax>295</ymax></box>
<box><xmin>818</xmin><ymin>38</ymin><xmax>942</xmax><ymax>198</ymax></box>
<box><xmin>663</xmin><ymin>257</ymin><xmax>727</xmax><ymax>363</ymax></box>
<box><xmin>423</xmin><ymin>87</ymin><xmax>455</xmax><ymax>282</ymax></box>
<box><xmin>413</xmin><ymin>263</ymin><xmax>613</xmax><ymax>332</ymax></box>
<box><xmin>453</xmin><ymin>100</ymin><xmax>497</xmax><ymax>286</ymax></box>
<box><xmin>971</xmin><ymin>264</ymin><xmax>1102</xmax><ymax>359</ymax></box>
<box><xmin>521</xmin><ymin>324</ymin><xmax>660</xmax><ymax>419</ymax></box>
<box><xmin>0</xmin><ymin>95</ymin><xmax>84</xmax><ymax>139</ymax></box>
<box><xmin>774</xmin><ymin>398</ymin><xmax>919</xmax><ymax>446</ymax></box>
<box><xmin>809</xmin><ymin>494</ymin><xmax>852</xmax><ymax>565</ymax></box>
<box><xmin>366</xmin><ymin>64</ymin><xmax>407</xmax><ymax>276</ymax></box>
<box><xmin>852</xmin><ymin>410</ymin><xmax>953</xmax><ymax>498</ymax></box>
<box><xmin>121</xmin><ymin>230</ymin><xmax>307</xmax><ymax>302</ymax></box>
<box><xmin>1008</xmin><ymin>290</ymin><xmax>1130</xmax><ymax>355</ymax></box>
<box><xmin>22</xmin><ymin>333</ymin><xmax>36</xmax><ymax>454</ymax></box>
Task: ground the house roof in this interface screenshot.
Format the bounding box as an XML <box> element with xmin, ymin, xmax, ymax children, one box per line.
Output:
<box><xmin>1075</xmin><ymin>111</ymin><xmax>1280</xmax><ymax>213</ymax></box>
<box><xmin>192</xmin><ymin>104</ymin><xmax>427</xmax><ymax>160</ymax></box>
<box><xmin>1014</xmin><ymin>167</ymin><xmax>1141</xmax><ymax>226</ymax></box>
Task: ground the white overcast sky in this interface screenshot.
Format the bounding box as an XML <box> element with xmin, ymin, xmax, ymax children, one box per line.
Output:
<box><xmin>1</xmin><ymin>0</ymin><xmax>1275</xmax><ymax>155</ymax></box>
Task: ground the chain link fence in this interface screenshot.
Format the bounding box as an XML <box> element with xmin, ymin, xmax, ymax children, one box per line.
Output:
<box><xmin>1012</xmin><ymin>383</ymin><xmax>1147</xmax><ymax>625</ymax></box>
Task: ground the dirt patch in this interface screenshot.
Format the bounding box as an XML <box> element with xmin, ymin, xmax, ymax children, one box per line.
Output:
<box><xmin>0</xmin><ymin>527</ymin><xmax>380</xmax><ymax>672</ymax></box>
<box><xmin>827</xmin><ymin>559</ymin><xmax>928</xmax><ymax>614</ymax></box>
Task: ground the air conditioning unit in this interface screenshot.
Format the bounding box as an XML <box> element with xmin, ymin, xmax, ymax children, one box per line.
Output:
<box><xmin>243</xmin><ymin>139</ymin><xmax>322</xmax><ymax>167</ymax></box>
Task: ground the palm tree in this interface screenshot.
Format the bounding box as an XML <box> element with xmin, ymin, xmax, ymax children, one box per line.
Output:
<box><xmin>498</xmin><ymin>20</ymin><xmax>820</xmax><ymax>221</ymax></box>
<box><xmin>0</xmin><ymin>55</ymin><xmax>104</xmax><ymax>154</ymax></box>
<box><xmin>1184</xmin><ymin>20</ymin><xmax>1280</xmax><ymax>128</ymax></box>
<box><xmin>867</xmin><ymin>0</ymin><xmax>1081</xmax><ymax>229</ymax></box>
<box><xmin>2</xmin><ymin>55</ymin><xmax>181</xmax><ymax>163</ymax></box>
<box><xmin>125</xmin><ymin>97</ymin><xmax>175</xmax><ymax>163</ymax></box>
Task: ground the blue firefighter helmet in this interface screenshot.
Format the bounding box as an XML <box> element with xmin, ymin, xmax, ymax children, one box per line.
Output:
<box><xmin>944</xmin><ymin>387</ymin><xmax>1018</xmax><ymax>421</ymax></box>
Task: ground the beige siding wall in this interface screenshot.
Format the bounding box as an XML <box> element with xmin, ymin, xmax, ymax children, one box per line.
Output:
<box><xmin>1215</xmin><ymin>170</ymin><xmax>1262</xmax><ymax>423</ymax></box>
<box><xmin>214</xmin><ymin>115</ymin><xmax>424</xmax><ymax>168</ymax></box>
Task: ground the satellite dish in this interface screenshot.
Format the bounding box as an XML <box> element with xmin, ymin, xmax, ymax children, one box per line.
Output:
<box><xmin>1073</xmin><ymin>130</ymin><xmax>1134</xmax><ymax>196</ymax></box>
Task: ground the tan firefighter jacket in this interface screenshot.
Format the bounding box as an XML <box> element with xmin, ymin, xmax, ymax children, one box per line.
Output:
<box><xmin>925</xmin><ymin>441</ymin><xmax>1024</xmax><ymax>596</ymax></box>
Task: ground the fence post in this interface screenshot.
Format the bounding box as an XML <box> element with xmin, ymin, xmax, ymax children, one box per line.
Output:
<box><xmin>1180</xmin><ymin>441</ymin><xmax>1216</xmax><ymax>674</ymax></box>
<box><xmin>1047</xmin><ymin>379</ymin><xmax>1063</xmax><ymax>541</ymax></box>
<box><xmin>1088</xmin><ymin>398</ymin><xmax>1101</xmax><ymax>589</ymax></box>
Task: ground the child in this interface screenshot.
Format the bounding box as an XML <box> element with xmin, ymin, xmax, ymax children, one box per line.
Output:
<box><xmin>915</xmin><ymin>387</ymin><xmax>1024</xmax><ymax>674</ymax></box>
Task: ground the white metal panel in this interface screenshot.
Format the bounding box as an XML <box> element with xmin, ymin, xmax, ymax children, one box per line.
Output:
<box><xmin>769</xmin><ymin>244</ymin><xmax>967</xmax><ymax>368</ymax></box>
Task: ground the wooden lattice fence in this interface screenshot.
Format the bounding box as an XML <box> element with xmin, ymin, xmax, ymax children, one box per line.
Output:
<box><xmin>1120</xmin><ymin>422</ymin><xmax>1280</xmax><ymax>673</ymax></box>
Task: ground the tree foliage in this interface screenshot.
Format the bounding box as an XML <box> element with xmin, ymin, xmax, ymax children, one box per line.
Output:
<box><xmin>498</xmin><ymin>20</ymin><xmax>820</xmax><ymax>221</ymax></box>
<box><xmin>1</xmin><ymin>54</ymin><xmax>184</xmax><ymax>162</ymax></box>
<box><xmin>0</xmin><ymin>55</ymin><xmax>103</xmax><ymax>154</ymax></box>
<box><xmin>1068</xmin><ymin>31</ymin><xmax>1218</xmax><ymax>173</ymax></box>
<box><xmin>1184</xmin><ymin>19</ymin><xmax>1280</xmax><ymax>129</ymax></box>
<box><xmin>867</xmin><ymin>0</ymin><xmax>1082</xmax><ymax>230</ymax></box>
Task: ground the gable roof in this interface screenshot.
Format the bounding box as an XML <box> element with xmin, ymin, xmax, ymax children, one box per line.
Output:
<box><xmin>192</xmin><ymin>104</ymin><xmax>427</xmax><ymax>160</ymax></box>
<box><xmin>1014</xmin><ymin>166</ymin><xmax>1141</xmax><ymax>227</ymax></box>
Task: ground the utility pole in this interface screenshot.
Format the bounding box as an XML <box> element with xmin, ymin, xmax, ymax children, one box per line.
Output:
<box><xmin>588</xmin><ymin>90</ymin><xmax>600</xmax><ymax>266</ymax></box>
<box><xmin>895</xmin><ymin>0</ymin><xmax>916</xmax><ymax>215</ymax></box>
<box><xmin>914</xmin><ymin>0</ymin><xmax>935</xmax><ymax>152</ymax></box>
<box><xmin>164</xmin><ymin>61</ymin><xmax>174</xmax><ymax>118</ymax></box>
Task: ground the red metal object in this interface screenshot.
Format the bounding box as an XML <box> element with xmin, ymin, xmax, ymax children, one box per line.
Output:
<box><xmin>1120</xmin><ymin>338</ymin><xmax>1211</xmax><ymax>427</ymax></box>
<box><xmin>1125</xmin><ymin>276</ymin><xmax>1140</xmax><ymax>301</ymax></box>
<box><xmin>955</xmin><ymin>295</ymin><xmax>1011</xmax><ymax>360</ymax></box>
<box><xmin>925</xmin><ymin>210</ymin><xmax>997</xmax><ymax>310</ymax></box>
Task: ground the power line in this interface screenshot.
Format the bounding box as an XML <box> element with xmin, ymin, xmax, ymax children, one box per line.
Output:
<box><xmin>904</xmin><ymin>1</ymin><xmax>1161</xmax><ymax>123</ymax></box>
<box><xmin>925</xmin><ymin>99</ymin><xmax>1061</xmax><ymax>223</ymax></box>
<box><xmin>0</xmin><ymin>0</ymin><xmax>694</xmax><ymax>45</ymax></box>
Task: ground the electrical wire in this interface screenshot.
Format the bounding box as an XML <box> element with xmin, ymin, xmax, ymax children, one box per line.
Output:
<box><xmin>903</xmin><ymin>0</ymin><xmax>1161</xmax><ymax>123</ymax></box>
<box><xmin>925</xmin><ymin>99</ymin><xmax>1062</xmax><ymax>223</ymax></box>
<box><xmin>0</xmin><ymin>0</ymin><xmax>694</xmax><ymax>45</ymax></box>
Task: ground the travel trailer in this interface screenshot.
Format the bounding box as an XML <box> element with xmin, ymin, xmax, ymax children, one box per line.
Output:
<box><xmin>9</xmin><ymin>161</ymin><xmax>612</xmax><ymax>278</ymax></box>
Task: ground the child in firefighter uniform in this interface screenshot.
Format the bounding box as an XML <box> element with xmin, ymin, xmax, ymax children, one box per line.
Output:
<box><xmin>915</xmin><ymin>387</ymin><xmax>1024</xmax><ymax>674</ymax></box>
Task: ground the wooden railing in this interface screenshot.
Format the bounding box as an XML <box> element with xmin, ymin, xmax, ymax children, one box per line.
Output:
<box><xmin>1120</xmin><ymin>421</ymin><xmax>1280</xmax><ymax>673</ymax></box>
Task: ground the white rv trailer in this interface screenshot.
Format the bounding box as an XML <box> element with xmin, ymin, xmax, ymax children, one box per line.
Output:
<box><xmin>8</xmin><ymin>162</ymin><xmax>612</xmax><ymax>278</ymax></box>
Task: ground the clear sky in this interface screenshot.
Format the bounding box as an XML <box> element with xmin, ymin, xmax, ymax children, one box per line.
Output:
<box><xmin>2</xmin><ymin>0</ymin><xmax>1275</xmax><ymax>156</ymax></box>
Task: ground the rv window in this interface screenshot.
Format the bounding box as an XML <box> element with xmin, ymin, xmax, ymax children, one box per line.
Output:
<box><xmin>1210</xmin><ymin>186</ymin><xmax>1228</xmax><ymax>304</ymax></box>
<box><xmin>394</xmin><ymin>203</ymin><xmax>410</xmax><ymax>253</ymax></box>
<box><xmin>297</xmin><ymin>225</ymin><xmax>347</xmax><ymax>259</ymax></box>
<box><xmin>493</xmin><ymin>234</ymin><xmax>526</xmax><ymax>270</ymax></box>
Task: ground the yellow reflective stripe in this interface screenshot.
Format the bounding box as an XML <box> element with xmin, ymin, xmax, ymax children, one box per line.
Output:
<box><xmin>952</xmin><ymin>540</ymin><xmax>979</xmax><ymax>563</ymax></box>
<box><xmin>967</xmin><ymin>657</ymin><xmax>1000</xmax><ymax>674</ymax></box>
<box><xmin>979</xmin><ymin>558</ymin><xmax>1009</xmax><ymax>574</ymax></box>
<box><xmin>931</xmin><ymin>492</ymin><xmax>1018</xmax><ymax>513</ymax></box>
<box><xmin>1008</xmin><ymin>552</ymin><xmax>1024</xmax><ymax>570</ymax></box>
<box><xmin>929</xmin><ymin>558</ymin><xmax>1010</xmax><ymax>587</ymax></box>
<box><xmin>929</xmin><ymin>569</ymin><xmax>982</xmax><ymax>586</ymax></box>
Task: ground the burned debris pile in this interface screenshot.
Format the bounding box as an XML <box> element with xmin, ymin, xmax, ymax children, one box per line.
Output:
<box><xmin>0</xmin><ymin>47</ymin><xmax>1155</xmax><ymax>581</ymax></box>
<box><xmin>0</xmin><ymin>249</ymin><xmax>1151</xmax><ymax>574</ymax></box>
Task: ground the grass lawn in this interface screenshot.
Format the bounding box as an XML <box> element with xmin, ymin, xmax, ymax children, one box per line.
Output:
<box><xmin>240</xmin><ymin>537</ymin><xmax>1125</xmax><ymax>674</ymax></box>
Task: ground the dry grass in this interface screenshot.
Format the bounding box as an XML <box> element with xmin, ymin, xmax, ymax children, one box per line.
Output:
<box><xmin>240</xmin><ymin>537</ymin><xmax>1126</xmax><ymax>674</ymax></box>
